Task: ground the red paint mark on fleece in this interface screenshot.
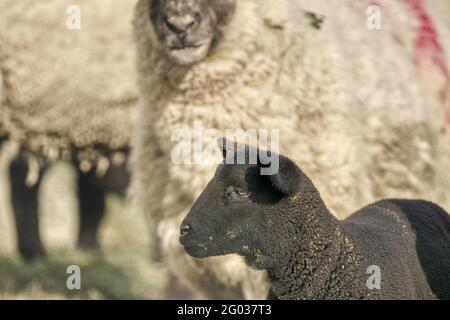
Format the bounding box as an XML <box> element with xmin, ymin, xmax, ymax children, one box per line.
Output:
<box><xmin>369</xmin><ymin>0</ymin><xmax>382</xmax><ymax>8</ymax></box>
<box><xmin>402</xmin><ymin>0</ymin><xmax>450</xmax><ymax>127</ymax></box>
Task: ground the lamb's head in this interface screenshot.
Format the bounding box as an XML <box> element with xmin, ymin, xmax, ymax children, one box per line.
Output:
<box><xmin>148</xmin><ymin>0</ymin><xmax>236</xmax><ymax>65</ymax></box>
<box><xmin>180</xmin><ymin>139</ymin><xmax>313</xmax><ymax>268</ymax></box>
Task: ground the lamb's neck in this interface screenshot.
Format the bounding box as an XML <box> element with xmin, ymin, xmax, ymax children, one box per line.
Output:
<box><xmin>264</xmin><ymin>192</ymin><xmax>367</xmax><ymax>300</ymax></box>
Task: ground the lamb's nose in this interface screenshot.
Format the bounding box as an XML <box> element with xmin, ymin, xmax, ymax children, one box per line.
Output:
<box><xmin>165</xmin><ymin>15</ymin><xmax>196</xmax><ymax>35</ymax></box>
<box><xmin>180</xmin><ymin>223</ymin><xmax>192</xmax><ymax>238</ymax></box>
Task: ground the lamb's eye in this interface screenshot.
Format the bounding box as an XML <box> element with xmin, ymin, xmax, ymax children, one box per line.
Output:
<box><xmin>234</xmin><ymin>188</ymin><xmax>251</xmax><ymax>198</ymax></box>
<box><xmin>225</xmin><ymin>187</ymin><xmax>251</xmax><ymax>203</ymax></box>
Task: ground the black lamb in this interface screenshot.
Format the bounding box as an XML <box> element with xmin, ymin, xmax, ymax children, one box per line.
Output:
<box><xmin>179</xmin><ymin>140</ymin><xmax>450</xmax><ymax>299</ymax></box>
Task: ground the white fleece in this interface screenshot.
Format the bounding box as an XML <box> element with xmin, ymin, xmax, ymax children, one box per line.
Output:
<box><xmin>131</xmin><ymin>0</ymin><xmax>450</xmax><ymax>299</ymax></box>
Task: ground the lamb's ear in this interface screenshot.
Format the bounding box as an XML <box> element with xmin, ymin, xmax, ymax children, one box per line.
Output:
<box><xmin>260</xmin><ymin>154</ymin><xmax>302</xmax><ymax>196</ymax></box>
<box><xmin>217</xmin><ymin>137</ymin><xmax>247</xmax><ymax>161</ymax></box>
<box><xmin>218</xmin><ymin>137</ymin><xmax>232</xmax><ymax>159</ymax></box>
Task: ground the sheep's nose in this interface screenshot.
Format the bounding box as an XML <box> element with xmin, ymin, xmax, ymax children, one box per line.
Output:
<box><xmin>165</xmin><ymin>15</ymin><xmax>196</xmax><ymax>35</ymax></box>
<box><xmin>180</xmin><ymin>223</ymin><xmax>192</xmax><ymax>238</ymax></box>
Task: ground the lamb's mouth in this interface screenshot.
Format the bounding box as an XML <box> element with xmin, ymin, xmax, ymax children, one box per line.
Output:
<box><xmin>182</xmin><ymin>244</ymin><xmax>209</xmax><ymax>258</ymax></box>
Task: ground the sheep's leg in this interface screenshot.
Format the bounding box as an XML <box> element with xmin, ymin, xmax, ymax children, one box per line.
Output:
<box><xmin>9</xmin><ymin>149</ymin><xmax>46</xmax><ymax>262</ymax></box>
<box><xmin>77</xmin><ymin>168</ymin><xmax>106</xmax><ymax>250</ymax></box>
<box><xmin>99</xmin><ymin>160</ymin><xmax>130</xmax><ymax>198</ymax></box>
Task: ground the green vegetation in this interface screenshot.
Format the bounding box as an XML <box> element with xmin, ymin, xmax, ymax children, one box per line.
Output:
<box><xmin>0</xmin><ymin>192</ymin><xmax>168</xmax><ymax>300</ymax></box>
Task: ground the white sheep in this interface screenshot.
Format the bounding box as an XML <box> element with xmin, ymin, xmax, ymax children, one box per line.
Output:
<box><xmin>0</xmin><ymin>0</ymin><xmax>137</xmax><ymax>160</ymax></box>
<box><xmin>0</xmin><ymin>0</ymin><xmax>137</xmax><ymax>259</ymax></box>
<box><xmin>131</xmin><ymin>0</ymin><xmax>450</xmax><ymax>299</ymax></box>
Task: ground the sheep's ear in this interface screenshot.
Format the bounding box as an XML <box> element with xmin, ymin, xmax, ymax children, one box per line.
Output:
<box><xmin>211</xmin><ymin>0</ymin><xmax>236</xmax><ymax>26</ymax></box>
<box><xmin>260</xmin><ymin>155</ymin><xmax>302</xmax><ymax>196</ymax></box>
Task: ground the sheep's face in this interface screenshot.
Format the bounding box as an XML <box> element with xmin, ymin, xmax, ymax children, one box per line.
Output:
<box><xmin>148</xmin><ymin>0</ymin><xmax>236</xmax><ymax>65</ymax></box>
<box><xmin>180</xmin><ymin>140</ymin><xmax>305</xmax><ymax>268</ymax></box>
<box><xmin>180</xmin><ymin>163</ymin><xmax>282</xmax><ymax>260</ymax></box>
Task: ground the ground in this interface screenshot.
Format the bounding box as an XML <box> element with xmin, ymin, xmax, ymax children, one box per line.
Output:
<box><xmin>0</xmin><ymin>156</ymin><xmax>168</xmax><ymax>300</ymax></box>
